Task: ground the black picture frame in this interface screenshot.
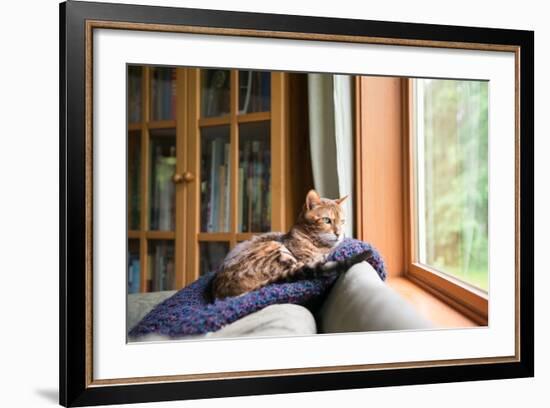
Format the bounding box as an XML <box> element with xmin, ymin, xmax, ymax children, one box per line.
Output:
<box><xmin>60</xmin><ymin>1</ymin><xmax>534</xmax><ymax>406</ymax></box>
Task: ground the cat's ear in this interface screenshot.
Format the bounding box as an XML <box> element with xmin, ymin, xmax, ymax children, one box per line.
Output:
<box><xmin>305</xmin><ymin>189</ymin><xmax>321</xmax><ymax>210</ymax></box>
<box><xmin>335</xmin><ymin>195</ymin><xmax>349</xmax><ymax>205</ymax></box>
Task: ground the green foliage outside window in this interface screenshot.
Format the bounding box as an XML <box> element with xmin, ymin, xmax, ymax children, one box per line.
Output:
<box><xmin>418</xmin><ymin>79</ymin><xmax>489</xmax><ymax>291</ymax></box>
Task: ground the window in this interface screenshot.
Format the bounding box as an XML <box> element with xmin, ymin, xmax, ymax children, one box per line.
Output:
<box><xmin>407</xmin><ymin>78</ymin><xmax>489</xmax><ymax>323</ymax></box>
<box><xmin>414</xmin><ymin>79</ymin><xmax>489</xmax><ymax>291</ymax></box>
<box><xmin>354</xmin><ymin>76</ymin><xmax>488</xmax><ymax>325</ymax></box>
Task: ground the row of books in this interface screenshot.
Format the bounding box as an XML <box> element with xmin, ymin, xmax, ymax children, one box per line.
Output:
<box><xmin>131</xmin><ymin>139</ymin><xmax>271</xmax><ymax>234</ymax></box>
<box><xmin>127</xmin><ymin>252</ymin><xmax>141</xmax><ymax>294</ymax></box>
<box><xmin>149</xmin><ymin>144</ymin><xmax>176</xmax><ymax>231</ymax></box>
<box><xmin>129</xmin><ymin>68</ymin><xmax>271</xmax><ymax>124</ymax></box>
<box><xmin>239</xmin><ymin>138</ymin><xmax>271</xmax><ymax>232</ymax></box>
<box><xmin>147</xmin><ymin>244</ymin><xmax>175</xmax><ymax>292</ymax></box>
<box><xmin>202</xmin><ymin>138</ymin><xmax>231</xmax><ymax>232</ymax></box>
<box><xmin>239</xmin><ymin>71</ymin><xmax>271</xmax><ymax>114</ymax></box>
<box><xmin>151</xmin><ymin>68</ymin><xmax>176</xmax><ymax>121</ymax></box>
<box><xmin>128</xmin><ymin>137</ymin><xmax>141</xmax><ymax>229</ymax></box>
<box><xmin>200</xmin><ymin>136</ymin><xmax>272</xmax><ymax>232</ymax></box>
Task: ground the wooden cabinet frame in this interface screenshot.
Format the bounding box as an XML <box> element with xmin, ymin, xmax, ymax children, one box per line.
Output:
<box><xmin>184</xmin><ymin>69</ymin><xmax>290</xmax><ymax>285</ymax></box>
<box><xmin>355</xmin><ymin>76</ymin><xmax>488</xmax><ymax>325</ymax></box>
<box><xmin>127</xmin><ymin>66</ymin><xmax>185</xmax><ymax>293</ymax></box>
<box><xmin>128</xmin><ymin>67</ymin><xmax>292</xmax><ymax>290</ymax></box>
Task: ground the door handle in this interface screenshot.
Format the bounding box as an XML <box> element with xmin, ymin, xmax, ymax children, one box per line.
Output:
<box><xmin>172</xmin><ymin>171</ymin><xmax>195</xmax><ymax>184</ymax></box>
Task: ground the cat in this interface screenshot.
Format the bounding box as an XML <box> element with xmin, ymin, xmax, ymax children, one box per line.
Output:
<box><xmin>211</xmin><ymin>189</ymin><xmax>372</xmax><ymax>299</ymax></box>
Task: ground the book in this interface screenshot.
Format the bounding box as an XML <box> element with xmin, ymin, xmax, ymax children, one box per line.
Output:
<box><xmin>127</xmin><ymin>255</ymin><xmax>140</xmax><ymax>294</ymax></box>
<box><xmin>207</xmin><ymin>138</ymin><xmax>221</xmax><ymax>231</ymax></box>
<box><xmin>252</xmin><ymin>140</ymin><xmax>261</xmax><ymax>231</ymax></box>
<box><xmin>207</xmin><ymin>139</ymin><xmax>215</xmax><ymax>231</ymax></box>
<box><xmin>261</xmin><ymin>72</ymin><xmax>271</xmax><ymax>111</ymax></box>
<box><xmin>152</xmin><ymin>145</ymin><xmax>176</xmax><ymax>230</ymax></box>
<box><xmin>218</xmin><ymin>165</ymin><xmax>226</xmax><ymax>231</ymax></box>
<box><xmin>147</xmin><ymin>255</ymin><xmax>153</xmax><ymax>292</ymax></box>
<box><xmin>171</xmin><ymin>68</ymin><xmax>177</xmax><ymax>119</ymax></box>
<box><xmin>238</xmin><ymin>167</ymin><xmax>244</xmax><ymax>231</ymax></box>
<box><xmin>155</xmin><ymin>244</ymin><xmax>162</xmax><ymax>292</ymax></box>
<box><xmin>223</xmin><ymin>143</ymin><xmax>230</xmax><ymax>231</ymax></box>
<box><xmin>150</xmin><ymin>243</ymin><xmax>174</xmax><ymax>292</ymax></box>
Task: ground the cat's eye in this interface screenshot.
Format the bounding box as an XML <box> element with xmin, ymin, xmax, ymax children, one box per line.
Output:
<box><xmin>321</xmin><ymin>217</ymin><xmax>332</xmax><ymax>224</ymax></box>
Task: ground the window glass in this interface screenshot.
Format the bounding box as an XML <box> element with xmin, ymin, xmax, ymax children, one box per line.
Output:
<box><xmin>415</xmin><ymin>79</ymin><xmax>489</xmax><ymax>291</ymax></box>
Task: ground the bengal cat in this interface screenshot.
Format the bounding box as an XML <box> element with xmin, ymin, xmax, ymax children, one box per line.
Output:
<box><xmin>211</xmin><ymin>189</ymin><xmax>372</xmax><ymax>299</ymax></box>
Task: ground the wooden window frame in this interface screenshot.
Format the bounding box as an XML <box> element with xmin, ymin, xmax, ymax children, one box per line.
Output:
<box><xmin>355</xmin><ymin>76</ymin><xmax>488</xmax><ymax>326</ymax></box>
<box><xmin>402</xmin><ymin>79</ymin><xmax>488</xmax><ymax>325</ymax></box>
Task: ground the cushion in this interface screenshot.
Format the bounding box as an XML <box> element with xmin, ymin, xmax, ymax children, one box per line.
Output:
<box><xmin>208</xmin><ymin>304</ymin><xmax>316</xmax><ymax>338</ymax></box>
<box><xmin>128</xmin><ymin>302</ymin><xmax>316</xmax><ymax>342</ymax></box>
<box><xmin>319</xmin><ymin>262</ymin><xmax>433</xmax><ymax>332</ymax></box>
<box><xmin>128</xmin><ymin>238</ymin><xmax>385</xmax><ymax>339</ymax></box>
<box><xmin>127</xmin><ymin>290</ymin><xmax>176</xmax><ymax>330</ymax></box>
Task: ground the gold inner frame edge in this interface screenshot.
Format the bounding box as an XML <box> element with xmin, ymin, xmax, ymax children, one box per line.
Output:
<box><xmin>84</xmin><ymin>19</ymin><xmax>522</xmax><ymax>387</ymax></box>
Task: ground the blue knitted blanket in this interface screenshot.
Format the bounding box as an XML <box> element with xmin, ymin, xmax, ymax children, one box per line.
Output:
<box><xmin>129</xmin><ymin>238</ymin><xmax>386</xmax><ymax>339</ymax></box>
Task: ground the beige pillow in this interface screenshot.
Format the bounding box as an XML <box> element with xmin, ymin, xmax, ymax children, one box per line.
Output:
<box><xmin>320</xmin><ymin>262</ymin><xmax>433</xmax><ymax>333</ymax></box>
<box><xmin>128</xmin><ymin>291</ymin><xmax>317</xmax><ymax>342</ymax></box>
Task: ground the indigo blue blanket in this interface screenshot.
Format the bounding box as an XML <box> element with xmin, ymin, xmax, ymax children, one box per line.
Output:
<box><xmin>129</xmin><ymin>238</ymin><xmax>386</xmax><ymax>338</ymax></box>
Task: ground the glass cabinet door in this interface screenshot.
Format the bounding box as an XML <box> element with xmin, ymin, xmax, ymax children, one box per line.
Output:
<box><xmin>149</xmin><ymin>129</ymin><xmax>176</xmax><ymax>231</ymax></box>
<box><xmin>127</xmin><ymin>65</ymin><xmax>182</xmax><ymax>294</ymax></box>
<box><xmin>128</xmin><ymin>66</ymin><xmax>277</xmax><ymax>289</ymax></box>
<box><xmin>238</xmin><ymin>71</ymin><xmax>270</xmax><ymax>114</ymax></box>
<box><xmin>201</xmin><ymin>69</ymin><xmax>230</xmax><ymax>118</ymax></box>
<box><xmin>196</xmin><ymin>68</ymin><xmax>272</xmax><ymax>275</ymax></box>
<box><xmin>238</xmin><ymin>121</ymin><xmax>271</xmax><ymax>232</ymax></box>
<box><xmin>150</xmin><ymin>67</ymin><xmax>176</xmax><ymax>121</ymax></box>
<box><xmin>200</xmin><ymin>126</ymin><xmax>231</xmax><ymax>233</ymax></box>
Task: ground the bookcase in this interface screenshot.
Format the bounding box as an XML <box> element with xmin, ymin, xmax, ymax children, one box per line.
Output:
<box><xmin>127</xmin><ymin>66</ymin><xmax>305</xmax><ymax>293</ymax></box>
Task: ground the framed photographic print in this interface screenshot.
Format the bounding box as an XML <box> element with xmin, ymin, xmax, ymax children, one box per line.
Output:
<box><xmin>59</xmin><ymin>0</ymin><xmax>534</xmax><ymax>406</ymax></box>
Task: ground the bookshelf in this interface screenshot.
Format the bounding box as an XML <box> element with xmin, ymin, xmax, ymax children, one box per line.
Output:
<box><xmin>127</xmin><ymin>66</ymin><xmax>303</xmax><ymax>293</ymax></box>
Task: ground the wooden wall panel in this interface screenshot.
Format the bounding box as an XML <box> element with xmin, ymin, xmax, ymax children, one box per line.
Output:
<box><xmin>287</xmin><ymin>73</ymin><xmax>314</xmax><ymax>227</ymax></box>
<box><xmin>356</xmin><ymin>76</ymin><xmax>404</xmax><ymax>277</ymax></box>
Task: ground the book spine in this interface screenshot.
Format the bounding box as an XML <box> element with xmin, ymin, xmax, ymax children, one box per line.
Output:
<box><xmin>247</xmin><ymin>177</ymin><xmax>253</xmax><ymax>232</ymax></box>
<box><xmin>208</xmin><ymin>139</ymin><xmax>219</xmax><ymax>232</ymax></box>
<box><xmin>154</xmin><ymin>69</ymin><xmax>159</xmax><ymax>120</ymax></box>
<box><xmin>171</xmin><ymin>68</ymin><xmax>177</xmax><ymax>119</ymax></box>
<box><xmin>265</xmin><ymin>141</ymin><xmax>272</xmax><ymax>230</ymax></box>
<box><xmin>128</xmin><ymin>255</ymin><xmax>141</xmax><ymax>294</ymax></box>
<box><xmin>156</xmin><ymin>245</ymin><xmax>163</xmax><ymax>292</ymax></box>
<box><xmin>244</xmin><ymin>141</ymin><xmax>252</xmax><ymax>232</ymax></box>
<box><xmin>152</xmin><ymin>146</ymin><xmax>160</xmax><ymax>229</ymax></box>
<box><xmin>166</xmin><ymin>256</ymin><xmax>174</xmax><ymax>290</ymax></box>
<box><xmin>218</xmin><ymin>165</ymin><xmax>226</xmax><ymax>231</ymax></box>
<box><xmin>238</xmin><ymin>167</ymin><xmax>244</xmax><ymax>232</ymax></box>
<box><xmin>223</xmin><ymin>143</ymin><xmax>230</xmax><ymax>231</ymax></box>
<box><xmin>147</xmin><ymin>254</ymin><xmax>153</xmax><ymax>292</ymax></box>
<box><xmin>262</xmin><ymin>72</ymin><xmax>271</xmax><ymax>111</ymax></box>
<box><xmin>252</xmin><ymin>140</ymin><xmax>261</xmax><ymax>231</ymax></box>
<box><xmin>164</xmin><ymin>69</ymin><xmax>171</xmax><ymax>120</ymax></box>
